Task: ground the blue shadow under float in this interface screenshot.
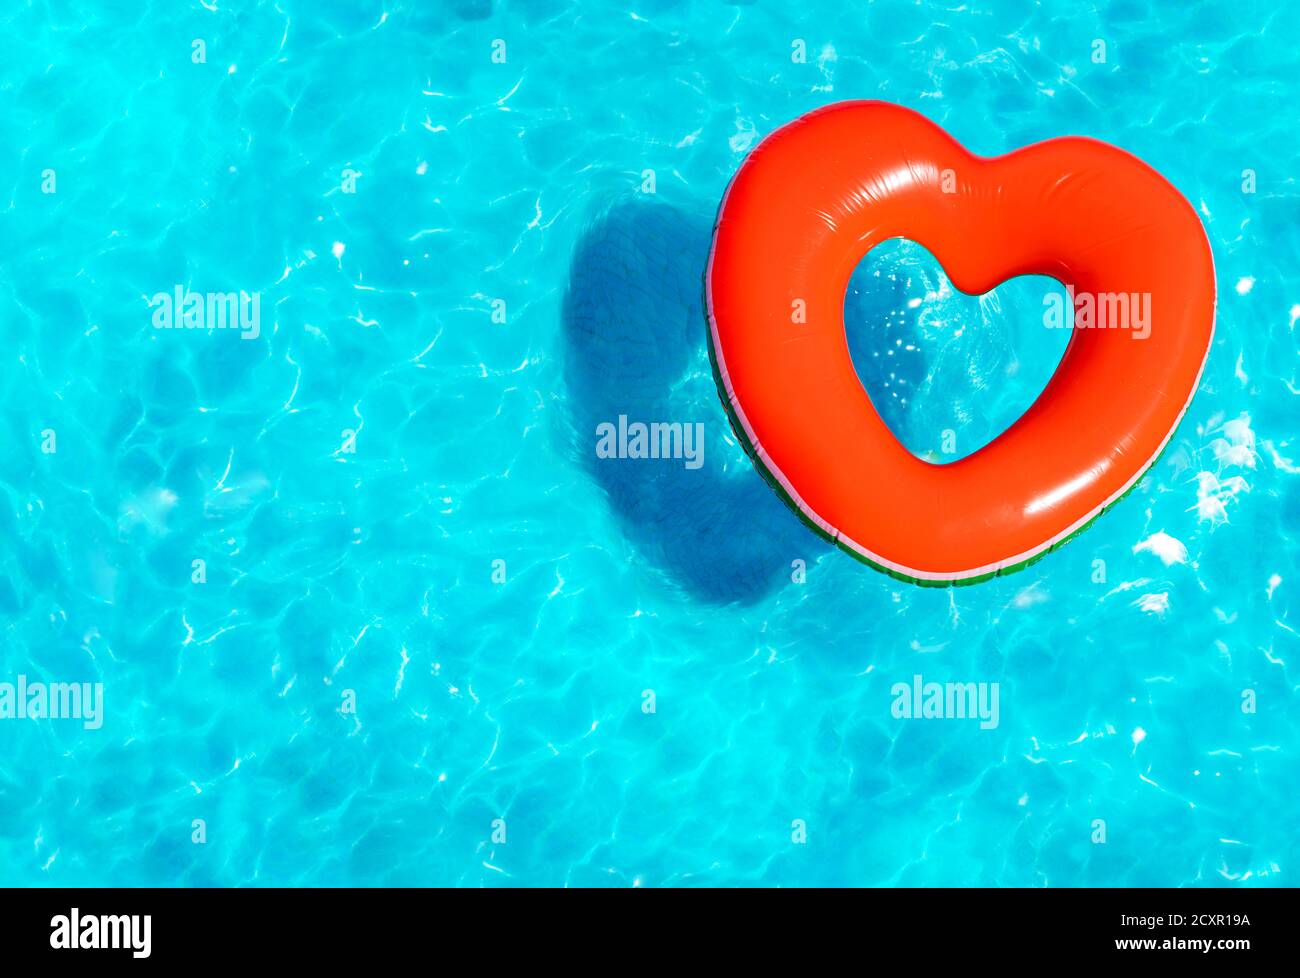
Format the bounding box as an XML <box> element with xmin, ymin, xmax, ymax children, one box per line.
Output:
<box><xmin>561</xmin><ymin>196</ymin><xmax>927</xmax><ymax>603</ymax></box>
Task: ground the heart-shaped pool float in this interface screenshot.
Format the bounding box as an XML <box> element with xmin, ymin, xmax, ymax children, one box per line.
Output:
<box><xmin>707</xmin><ymin>101</ymin><xmax>1215</xmax><ymax>586</ymax></box>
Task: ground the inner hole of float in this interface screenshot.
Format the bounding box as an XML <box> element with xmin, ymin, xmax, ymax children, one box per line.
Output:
<box><xmin>843</xmin><ymin>237</ymin><xmax>1071</xmax><ymax>464</ymax></box>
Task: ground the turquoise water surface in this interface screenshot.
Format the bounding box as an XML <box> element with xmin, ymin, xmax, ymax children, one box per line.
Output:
<box><xmin>1</xmin><ymin>0</ymin><xmax>1297</xmax><ymax>886</ymax></box>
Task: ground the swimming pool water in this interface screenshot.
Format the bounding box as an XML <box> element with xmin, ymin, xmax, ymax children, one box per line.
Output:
<box><xmin>0</xmin><ymin>0</ymin><xmax>1297</xmax><ymax>886</ymax></box>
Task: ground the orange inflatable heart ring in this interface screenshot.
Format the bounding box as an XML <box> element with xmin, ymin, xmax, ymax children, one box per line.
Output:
<box><xmin>706</xmin><ymin>101</ymin><xmax>1215</xmax><ymax>586</ymax></box>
